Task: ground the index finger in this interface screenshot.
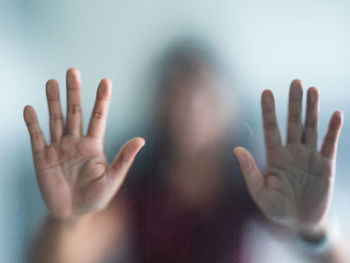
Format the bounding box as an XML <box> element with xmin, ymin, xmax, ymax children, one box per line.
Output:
<box><xmin>23</xmin><ymin>105</ymin><xmax>47</xmax><ymax>155</ymax></box>
<box><xmin>261</xmin><ymin>89</ymin><xmax>282</xmax><ymax>150</ymax></box>
<box><xmin>87</xmin><ymin>78</ymin><xmax>112</xmax><ymax>140</ymax></box>
<box><xmin>321</xmin><ymin>111</ymin><xmax>343</xmax><ymax>159</ymax></box>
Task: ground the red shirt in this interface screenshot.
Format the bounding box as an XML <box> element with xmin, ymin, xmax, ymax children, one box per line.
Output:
<box><xmin>119</xmin><ymin>157</ymin><xmax>259</xmax><ymax>263</ymax></box>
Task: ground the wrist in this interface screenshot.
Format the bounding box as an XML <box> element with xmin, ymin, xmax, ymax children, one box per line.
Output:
<box><xmin>294</xmin><ymin>217</ymin><xmax>340</xmax><ymax>253</ymax></box>
<box><xmin>49</xmin><ymin>211</ymin><xmax>98</xmax><ymax>227</ymax></box>
<box><xmin>296</xmin><ymin>220</ymin><xmax>328</xmax><ymax>243</ymax></box>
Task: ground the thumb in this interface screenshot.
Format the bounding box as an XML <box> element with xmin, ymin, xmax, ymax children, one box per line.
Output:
<box><xmin>233</xmin><ymin>146</ymin><xmax>263</xmax><ymax>200</ymax></box>
<box><xmin>108</xmin><ymin>137</ymin><xmax>145</xmax><ymax>182</ymax></box>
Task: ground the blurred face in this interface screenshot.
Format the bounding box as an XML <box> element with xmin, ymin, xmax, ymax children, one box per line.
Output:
<box><xmin>165</xmin><ymin>69</ymin><xmax>229</xmax><ymax>151</ymax></box>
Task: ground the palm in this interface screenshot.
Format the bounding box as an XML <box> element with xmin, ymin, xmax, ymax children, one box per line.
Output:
<box><xmin>24</xmin><ymin>68</ymin><xmax>144</xmax><ymax>219</ymax></box>
<box><xmin>35</xmin><ymin>136</ymin><xmax>106</xmax><ymax>218</ymax></box>
<box><xmin>263</xmin><ymin>145</ymin><xmax>332</xmax><ymax>225</ymax></box>
<box><xmin>234</xmin><ymin>80</ymin><xmax>342</xmax><ymax>229</ymax></box>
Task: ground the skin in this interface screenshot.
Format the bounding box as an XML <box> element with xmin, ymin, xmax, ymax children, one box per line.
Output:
<box><xmin>23</xmin><ymin>68</ymin><xmax>145</xmax><ymax>220</ymax></box>
<box><xmin>233</xmin><ymin>80</ymin><xmax>343</xmax><ymax>241</ymax></box>
<box><xmin>24</xmin><ymin>69</ymin><xmax>345</xmax><ymax>262</ymax></box>
<box><xmin>164</xmin><ymin>71</ymin><xmax>229</xmax><ymax>154</ymax></box>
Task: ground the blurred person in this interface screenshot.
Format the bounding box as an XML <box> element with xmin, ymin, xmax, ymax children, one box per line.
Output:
<box><xmin>23</xmin><ymin>40</ymin><xmax>349</xmax><ymax>263</ymax></box>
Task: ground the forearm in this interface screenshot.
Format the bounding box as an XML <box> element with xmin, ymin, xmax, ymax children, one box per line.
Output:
<box><xmin>28</xmin><ymin>204</ymin><xmax>127</xmax><ymax>263</ymax></box>
<box><xmin>295</xmin><ymin>220</ymin><xmax>350</xmax><ymax>263</ymax></box>
<box><xmin>28</xmin><ymin>213</ymin><xmax>100</xmax><ymax>263</ymax></box>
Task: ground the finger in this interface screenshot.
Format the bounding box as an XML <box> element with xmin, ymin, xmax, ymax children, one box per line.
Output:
<box><xmin>261</xmin><ymin>90</ymin><xmax>282</xmax><ymax>150</ymax></box>
<box><xmin>320</xmin><ymin>111</ymin><xmax>343</xmax><ymax>159</ymax></box>
<box><xmin>46</xmin><ymin>79</ymin><xmax>64</xmax><ymax>142</ymax></box>
<box><xmin>108</xmin><ymin>137</ymin><xmax>145</xmax><ymax>182</ymax></box>
<box><xmin>233</xmin><ymin>147</ymin><xmax>263</xmax><ymax>200</ymax></box>
<box><xmin>287</xmin><ymin>79</ymin><xmax>303</xmax><ymax>144</ymax></box>
<box><xmin>65</xmin><ymin>68</ymin><xmax>82</xmax><ymax>136</ymax></box>
<box><xmin>302</xmin><ymin>87</ymin><xmax>319</xmax><ymax>149</ymax></box>
<box><xmin>87</xmin><ymin>78</ymin><xmax>111</xmax><ymax>139</ymax></box>
<box><xmin>23</xmin><ymin>105</ymin><xmax>47</xmax><ymax>154</ymax></box>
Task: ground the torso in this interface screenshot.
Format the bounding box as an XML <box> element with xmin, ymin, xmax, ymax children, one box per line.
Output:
<box><xmin>119</xmin><ymin>152</ymin><xmax>259</xmax><ymax>263</ymax></box>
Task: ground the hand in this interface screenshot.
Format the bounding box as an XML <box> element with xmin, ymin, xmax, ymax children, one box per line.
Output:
<box><xmin>24</xmin><ymin>68</ymin><xmax>145</xmax><ymax>220</ymax></box>
<box><xmin>234</xmin><ymin>80</ymin><xmax>343</xmax><ymax>240</ymax></box>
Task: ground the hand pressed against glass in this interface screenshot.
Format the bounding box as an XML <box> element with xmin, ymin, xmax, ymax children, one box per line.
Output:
<box><xmin>234</xmin><ymin>80</ymin><xmax>343</xmax><ymax>240</ymax></box>
<box><xmin>24</xmin><ymin>68</ymin><xmax>145</xmax><ymax>220</ymax></box>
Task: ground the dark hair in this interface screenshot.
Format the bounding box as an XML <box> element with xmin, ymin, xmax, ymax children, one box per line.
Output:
<box><xmin>155</xmin><ymin>36</ymin><xmax>229</xmax><ymax>94</ymax></box>
<box><xmin>149</xmin><ymin>37</ymin><xmax>231</xmax><ymax>159</ymax></box>
<box><xmin>122</xmin><ymin>37</ymin><xmax>261</xmax><ymax>262</ymax></box>
<box><xmin>126</xmin><ymin>36</ymin><xmax>257</xmax><ymax>206</ymax></box>
<box><xmin>126</xmin><ymin>36</ymin><xmax>256</xmax><ymax>174</ymax></box>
